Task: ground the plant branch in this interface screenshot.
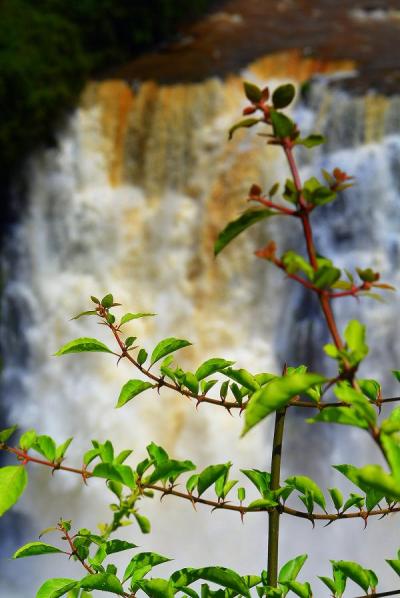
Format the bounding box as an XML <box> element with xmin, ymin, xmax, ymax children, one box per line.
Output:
<box><xmin>267</xmin><ymin>407</ymin><xmax>287</xmax><ymax>587</ymax></box>
<box><xmin>4</xmin><ymin>444</ymin><xmax>399</xmax><ymax>523</ymax></box>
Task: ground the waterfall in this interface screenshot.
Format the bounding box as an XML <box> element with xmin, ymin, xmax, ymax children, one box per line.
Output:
<box><xmin>1</xmin><ymin>51</ymin><xmax>399</xmax><ymax>596</ymax></box>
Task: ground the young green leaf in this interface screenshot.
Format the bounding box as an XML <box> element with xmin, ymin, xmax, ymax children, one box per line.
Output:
<box><xmin>70</xmin><ymin>310</ymin><xmax>98</xmax><ymax>320</ymax></box>
<box><xmin>0</xmin><ymin>466</ymin><xmax>28</xmax><ymax>516</ymax></box>
<box><xmin>138</xmin><ymin>578</ymin><xmax>175</xmax><ymax>598</ymax></box>
<box><xmin>344</xmin><ymin>320</ymin><xmax>368</xmax><ymax>364</ymax></box>
<box><xmin>123</xmin><ymin>552</ymin><xmax>171</xmax><ymax>583</ymax></box>
<box><xmin>101</xmin><ymin>294</ymin><xmax>114</xmax><ymax>308</ymax></box>
<box><xmin>55</xmin><ymin>437</ymin><xmax>73</xmax><ymax>461</ymax></box>
<box><xmin>0</xmin><ymin>424</ymin><xmax>18</xmax><ymax>443</ymax></box>
<box><xmin>242</xmin><ymin>373</ymin><xmax>325</xmax><ymax>436</ymax></box>
<box><xmin>228</xmin><ymin>118</ymin><xmax>260</xmax><ymax>140</ymax></box>
<box><xmin>19</xmin><ymin>429</ymin><xmax>37</xmax><ymax>451</ymax></box>
<box><xmin>386</xmin><ymin>559</ymin><xmax>400</xmax><ymax>577</ymax></box>
<box><xmin>79</xmin><ymin>573</ymin><xmax>124</xmax><ymax>595</ymax></box>
<box><xmin>285</xmin><ymin>476</ymin><xmax>326</xmax><ymax>510</ymax></box>
<box><xmin>137</xmin><ymin>348</ymin><xmax>148</xmax><ymax>365</ymax></box>
<box><xmin>333</xmin><ymin>464</ymin><xmax>386</xmax><ymax>509</ymax></box>
<box><xmin>244</xmin><ymin>81</ymin><xmax>262</xmax><ymax>103</ymax></box>
<box><xmin>197</xmin><ymin>464</ymin><xmax>230</xmax><ymax>496</ymax></box>
<box><xmin>33</xmin><ymin>435</ymin><xmax>56</xmax><ymax>461</ymax></box>
<box><xmin>195</xmin><ymin>358</ymin><xmax>235</xmax><ymax>381</ymax></box>
<box><xmin>270</xmin><ymin>111</ymin><xmax>296</xmax><ymax>139</ymax></box>
<box><xmin>36</xmin><ymin>578</ymin><xmax>78</xmax><ymax>598</ymax></box>
<box><xmin>295</xmin><ymin>134</ymin><xmax>325</xmax><ymax>148</ymax></box>
<box><xmin>116</xmin><ymin>380</ymin><xmax>154</xmax><ymax>408</ymax></box>
<box><xmin>332</xmin><ymin>561</ymin><xmax>370</xmax><ymax>593</ymax></box>
<box><xmin>328</xmin><ymin>487</ymin><xmax>343</xmax><ymax>511</ymax></box>
<box><xmin>13</xmin><ymin>542</ymin><xmax>64</xmax><ymax>558</ymax></box>
<box><xmin>224</xmin><ymin>368</ymin><xmax>260</xmax><ymax>392</ymax></box>
<box><xmin>241</xmin><ymin>469</ymin><xmax>271</xmax><ymax>498</ymax></box>
<box><xmin>92</xmin><ymin>463</ymin><xmax>136</xmax><ymax>489</ymax></box>
<box><xmin>280</xmin><ymin>581</ymin><xmax>312</xmax><ymax>598</ymax></box>
<box><xmin>214</xmin><ymin>209</ymin><xmax>276</xmax><ymax>256</ymax></box>
<box><xmin>120</xmin><ymin>312</ymin><xmax>155</xmax><ymax>325</ymax></box>
<box><xmin>147</xmin><ymin>459</ymin><xmax>196</xmax><ymax>484</ymax></box>
<box><xmin>272</xmin><ymin>84</ymin><xmax>295</xmax><ymax>109</ymax></box>
<box><xmin>172</xmin><ymin>566</ymin><xmax>250</xmax><ymax>597</ymax></box>
<box><xmin>134</xmin><ymin>512</ymin><xmax>151</xmax><ymax>534</ymax></box>
<box><xmin>150</xmin><ymin>337</ymin><xmax>192</xmax><ymax>366</ymax></box>
<box><xmin>55</xmin><ymin>338</ymin><xmax>113</xmax><ymax>356</ymax></box>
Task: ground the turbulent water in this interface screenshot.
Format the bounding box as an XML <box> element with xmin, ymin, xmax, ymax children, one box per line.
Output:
<box><xmin>2</xmin><ymin>52</ymin><xmax>400</xmax><ymax>596</ymax></box>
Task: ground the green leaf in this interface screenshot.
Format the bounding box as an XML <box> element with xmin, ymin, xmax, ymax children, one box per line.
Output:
<box><xmin>308</xmin><ymin>407</ymin><xmax>369</xmax><ymax>430</ymax></box>
<box><xmin>244</xmin><ymin>81</ymin><xmax>262</xmax><ymax>103</ymax></box>
<box><xmin>55</xmin><ymin>438</ymin><xmax>73</xmax><ymax>461</ymax></box>
<box><xmin>281</xmin><ymin>251</ymin><xmax>314</xmax><ymax>280</ymax></box>
<box><xmin>101</xmin><ymin>294</ymin><xmax>114</xmax><ymax>308</ymax></box>
<box><xmin>71</xmin><ymin>310</ymin><xmax>97</xmax><ymax>320</ymax></box>
<box><xmin>151</xmin><ymin>337</ymin><xmax>192</xmax><ymax>366</ymax></box>
<box><xmin>280</xmin><ymin>581</ymin><xmax>311</xmax><ymax>598</ymax></box>
<box><xmin>214</xmin><ymin>209</ymin><xmax>275</xmax><ymax>256</ymax></box>
<box><xmin>120</xmin><ymin>313</ymin><xmax>155</xmax><ymax>325</ymax></box>
<box><xmin>238</xmin><ymin>487</ymin><xmax>246</xmax><ymax>502</ymax></box>
<box><xmin>272</xmin><ymin>84</ymin><xmax>295</xmax><ymax>109</ymax></box>
<box><xmin>247</xmin><ymin>497</ymin><xmax>277</xmax><ymax>509</ymax></box>
<box><xmin>313</xmin><ymin>266</ymin><xmax>341</xmax><ymax>289</ymax></box>
<box><xmin>116</xmin><ymin>380</ymin><xmax>154</xmax><ymax>408</ymax></box>
<box><xmin>123</xmin><ymin>552</ymin><xmax>171</xmax><ymax>583</ymax></box>
<box><xmin>328</xmin><ymin>487</ymin><xmax>343</xmax><ymax>511</ymax></box>
<box><xmin>0</xmin><ymin>466</ymin><xmax>28</xmax><ymax>516</ymax></box>
<box><xmin>241</xmin><ymin>469</ymin><xmax>271</xmax><ymax>498</ymax></box>
<box><xmin>333</xmin><ymin>464</ymin><xmax>386</xmax><ymax>508</ymax></box>
<box><xmin>55</xmin><ymin>338</ymin><xmax>113</xmax><ymax>356</ymax></box>
<box><xmin>80</xmin><ymin>573</ymin><xmax>124</xmax><ymax>594</ymax></box>
<box><xmin>386</xmin><ymin>559</ymin><xmax>400</xmax><ymax>577</ymax></box>
<box><xmin>197</xmin><ymin>464</ymin><xmax>229</xmax><ymax>496</ymax></box>
<box><xmin>13</xmin><ymin>542</ymin><xmax>64</xmax><ymax>558</ymax></box>
<box><xmin>270</xmin><ymin>111</ymin><xmax>295</xmax><ymax>139</ymax></box>
<box><xmin>148</xmin><ymin>459</ymin><xmax>196</xmax><ymax>484</ymax></box>
<box><xmin>242</xmin><ymin>373</ymin><xmax>325</xmax><ymax>436</ymax></box>
<box><xmin>342</xmin><ymin>493</ymin><xmax>364</xmax><ymax>513</ymax></box>
<box><xmin>172</xmin><ymin>566</ymin><xmax>250</xmax><ymax>597</ymax></box>
<box><xmin>183</xmin><ymin>372</ymin><xmax>199</xmax><ymax>394</ymax></box>
<box><xmin>228</xmin><ymin>118</ymin><xmax>260</xmax><ymax>140</ymax></box>
<box><xmin>225</xmin><ymin>368</ymin><xmax>260</xmax><ymax>392</ymax></box>
<box><xmin>318</xmin><ymin>576</ymin><xmax>337</xmax><ymax>595</ymax></box>
<box><xmin>381</xmin><ymin>433</ymin><xmax>400</xmax><ymax>480</ymax></box>
<box><xmin>92</xmin><ymin>463</ymin><xmax>136</xmax><ymax>489</ymax></box>
<box><xmin>332</xmin><ymin>561</ymin><xmax>370</xmax><ymax>593</ymax></box>
<box><xmin>19</xmin><ymin>429</ymin><xmax>37</xmax><ymax>451</ymax></box>
<box><xmin>0</xmin><ymin>424</ymin><xmax>18</xmax><ymax>443</ymax></box>
<box><xmin>138</xmin><ymin>579</ymin><xmax>175</xmax><ymax>598</ymax></box>
<box><xmin>295</xmin><ymin>134</ymin><xmax>324</xmax><ymax>148</ymax></box>
<box><xmin>195</xmin><ymin>358</ymin><xmax>235</xmax><ymax>381</ymax></box>
<box><xmin>201</xmin><ymin>379</ymin><xmax>218</xmax><ymax>395</ymax></box>
<box><xmin>134</xmin><ymin>512</ymin><xmax>151</xmax><ymax>533</ymax></box>
<box><xmin>33</xmin><ymin>435</ymin><xmax>56</xmax><ymax>461</ymax></box>
<box><xmin>278</xmin><ymin>554</ymin><xmax>307</xmax><ymax>591</ymax></box>
<box><xmin>36</xmin><ymin>578</ymin><xmax>78</xmax><ymax>598</ymax></box>
<box><xmin>285</xmin><ymin>476</ymin><xmax>325</xmax><ymax>510</ymax></box>
<box><xmin>105</xmin><ymin>540</ymin><xmax>137</xmax><ymax>555</ymax></box>
<box><xmin>354</xmin><ymin>464</ymin><xmax>400</xmax><ymax>501</ymax></box>
<box><xmin>137</xmin><ymin>348</ymin><xmax>148</xmax><ymax>365</ymax></box>
<box><xmin>344</xmin><ymin>320</ymin><xmax>368</xmax><ymax>363</ymax></box>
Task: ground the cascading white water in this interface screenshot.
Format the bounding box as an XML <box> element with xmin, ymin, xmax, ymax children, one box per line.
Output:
<box><xmin>2</xmin><ymin>54</ymin><xmax>400</xmax><ymax>596</ymax></box>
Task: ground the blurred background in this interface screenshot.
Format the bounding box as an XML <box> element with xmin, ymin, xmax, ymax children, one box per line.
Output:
<box><xmin>2</xmin><ymin>1</ymin><xmax>400</xmax><ymax>596</ymax></box>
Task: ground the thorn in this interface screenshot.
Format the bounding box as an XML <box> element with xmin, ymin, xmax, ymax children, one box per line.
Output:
<box><xmin>211</xmin><ymin>504</ymin><xmax>221</xmax><ymax>513</ymax></box>
<box><xmin>189</xmin><ymin>496</ymin><xmax>197</xmax><ymax>511</ymax></box>
<box><xmin>240</xmin><ymin>509</ymin><xmax>245</xmax><ymax>523</ymax></box>
<box><xmin>225</xmin><ymin>406</ymin><xmax>233</xmax><ymax>417</ymax></box>
<box><xmin>308</xmin><ymin>515</ymin><xmax>315</xmax><ymax>529</ymax></box>
<box><xmin>323</xmin><ymin>519</ymin><xmax>335</xmax><ymax>528</ymax></box>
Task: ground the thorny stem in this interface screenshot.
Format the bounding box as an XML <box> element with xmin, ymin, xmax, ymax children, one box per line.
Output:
<box><xmin>354</xmin><ymin>592</ymin><xmax>400</xmax><ymax>598</ymax></box>
<box><xmin>6</xmin><ymin>444</ymin><xmax>400</xmax><ymax>522</ymax></box>
<box><xmin>267</xmin><ymin>407</ymin><xmax>287</xmax><ymax>587</ymax></box>
<box><xmin>61</xmin><ymin>525</ymin><xmax>94</xmax><ymax>575</ymax></box>
<box><xmin>283</xmin><ymin>143</ymin><xmax>344</xmax><ymax>350</ymax></box>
